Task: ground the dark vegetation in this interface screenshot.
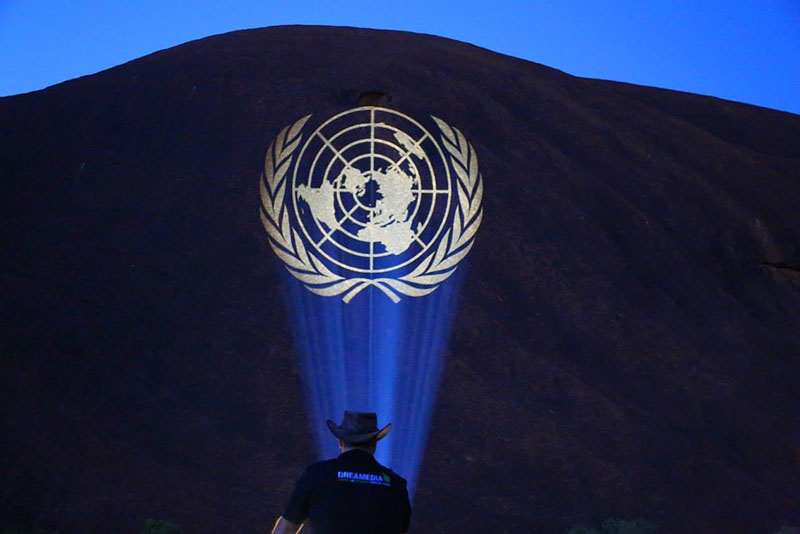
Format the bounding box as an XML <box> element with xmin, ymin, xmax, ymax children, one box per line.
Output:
<box><xmin>141</xmin><ymin>518</ymin><xmax>181</xmax><ymax>534</ymax></box>
<box><xmin>567</xmin><ymin>517</ymin><xmax>657</xmax><ymax>534</ymax></box>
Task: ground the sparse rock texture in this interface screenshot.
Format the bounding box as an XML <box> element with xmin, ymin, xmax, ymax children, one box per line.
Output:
<box><xmin>2</xmin><ymin>26</ymin><xmax>799</xmax><ymax>533</ymax></box>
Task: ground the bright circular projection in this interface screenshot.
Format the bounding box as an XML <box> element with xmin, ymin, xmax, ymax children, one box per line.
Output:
<box><xmin>260</xmin><ymin>107</ymin><xmax>483</xmax><ymax>302</ymax></box>
<box><xmin>293</xmin><ymin>108</ymin><xmax>450</xmax><ymax>273</ymax></box>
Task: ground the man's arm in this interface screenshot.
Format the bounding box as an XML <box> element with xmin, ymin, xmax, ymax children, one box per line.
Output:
<box><xmin>400</xmin><ymin>477</ymin><xmax>411</xmax><ymax>534</ymax></box>
<box><xmin>275</xmin><ymin>463</ymin><xmax>315</xmax><ymax>533</ymax></box>
<box><xmin>271</xmin><ymin>516</ymin><xmax>301</xmax><ymax>534</ymax></box>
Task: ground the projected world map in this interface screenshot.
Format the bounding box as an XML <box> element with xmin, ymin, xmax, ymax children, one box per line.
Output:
<box><xmin>259</xmin><ymin>107</ymin><xmax>484</xmax><ymax>302</ymax></box>
<box><xmin>291</xmin><ymin>108</ymin><xmax>453</xmax><ymax>276</ymax></box>
<box><xmin>296</xmin><ymin>146</ymin><xmax>420</xmax><ymax>256</ymax></box>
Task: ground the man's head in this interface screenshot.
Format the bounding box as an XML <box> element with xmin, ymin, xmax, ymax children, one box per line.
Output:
<box><xmin>326</xmin><ymin>411</ymin><xmax>390</xmax><ymax>454</ymax></box>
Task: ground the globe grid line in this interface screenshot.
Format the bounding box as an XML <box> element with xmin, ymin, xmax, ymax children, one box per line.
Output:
<box><xmin>259</xmin><ymin>107</ymin><xmax>483</xmax><ymax>303</ymax></box>
<box><xmin>370</xmin><ymin>107</ymin><xmax>375</xmax><ymax>176</ymax></box>
<box><xmin>316</xmin><ymin>131</ymin><xmax>354</xmax><ymax>171</ymax></box>
<box><xmin>370</xmin><ymin>108</ymin><xmax>375</xmax><ymax>272</ymax></box>
<box><xmin>315</xmin><ymin>203</ymin><xmax>360</xmax><ymax>248</ymax></box>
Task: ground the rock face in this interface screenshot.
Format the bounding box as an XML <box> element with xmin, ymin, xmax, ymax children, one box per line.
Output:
<box><xmin>2</xmin><ymin>25</ymin><xmax>799</xmax><ymax>533</ymax></box>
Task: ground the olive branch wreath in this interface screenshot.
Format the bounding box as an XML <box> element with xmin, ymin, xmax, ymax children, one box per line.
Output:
<box><xmin>259</xmin><ymin>114</ymin><xmax>483</xmax><ymax>303</ymax></box>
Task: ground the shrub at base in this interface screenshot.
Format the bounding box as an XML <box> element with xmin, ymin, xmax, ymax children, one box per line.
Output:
<box><xmin>141</xmin><ymin>518</ymin><xmax>181</xmax><ymax>534</ymax></box>
<box><xmin>567</xmin><ymin>516</ymin><xmax>657</xmax><ymax>534</ymax></box>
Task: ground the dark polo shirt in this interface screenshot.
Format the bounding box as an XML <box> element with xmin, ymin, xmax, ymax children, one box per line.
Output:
<box><xmin>283</xmin><ymin>449</ymin><xmax>411</xmax><ymax>533</ymax></box>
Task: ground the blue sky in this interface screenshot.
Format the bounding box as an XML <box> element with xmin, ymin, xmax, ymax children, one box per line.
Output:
<box><xmin>1</xmin><ymin>0</ymin><xmax>798</xmax><ymax>114</ymax></box>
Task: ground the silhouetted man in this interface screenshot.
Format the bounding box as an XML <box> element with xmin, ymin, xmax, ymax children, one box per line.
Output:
<box><xmin>271</xmin><ymin>411</ymin><xmax>411</xmax><ymax>533</ymax></box>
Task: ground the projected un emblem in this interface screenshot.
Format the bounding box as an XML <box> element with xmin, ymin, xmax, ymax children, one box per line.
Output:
<box><xmin>259</xmin><ymin>107</ymin><xmax>483</xmax><ymax>303</ymax></box>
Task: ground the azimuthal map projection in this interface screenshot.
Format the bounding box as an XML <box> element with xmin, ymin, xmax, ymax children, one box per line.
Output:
<box><xmin>259</xmin><ymin>107</ymin><xmax>483</xmax><ymax>303</ymax></box>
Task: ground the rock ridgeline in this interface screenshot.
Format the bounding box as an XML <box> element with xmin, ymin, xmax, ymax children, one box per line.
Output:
<box><xmin>1</xmin><ymin>25</ymin><xmax>799</xmax><ymax>533</ymax></box>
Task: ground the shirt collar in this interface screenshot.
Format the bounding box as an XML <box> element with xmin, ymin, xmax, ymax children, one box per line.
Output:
<box><xmin>339</xmin><ymin>449</ymin><xmax>375</xmax><ymax>460</ymax></box>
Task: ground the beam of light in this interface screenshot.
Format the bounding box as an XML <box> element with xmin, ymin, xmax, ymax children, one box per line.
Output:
<box><xmin>282</xmin><ymin>267</ymin><xmax>466</xmax><ymax>497</ymax></box>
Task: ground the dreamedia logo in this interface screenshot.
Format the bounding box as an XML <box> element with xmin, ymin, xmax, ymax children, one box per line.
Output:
<box><xmin>337</xmin><ymin>470</ymin><xmax>391</xmax><ymax>486</ymax></box>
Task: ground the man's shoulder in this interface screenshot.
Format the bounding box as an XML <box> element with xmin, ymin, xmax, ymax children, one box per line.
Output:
<box><xmin>296</xmin><ymin>457</ymin><xmax>340</xmax><ymax>483</ymax></box>
<box><xmin>362</xmin><ymin>459</ymin><xmax>407</xmax><ymax>489</ymax></box>
<box><xmin>304</xmin><ymin>456</ymin><xmax>339</xmax><ymax>473</ymax></box>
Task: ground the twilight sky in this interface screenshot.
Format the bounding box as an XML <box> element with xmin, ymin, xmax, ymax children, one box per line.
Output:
<box><xmin>1</xmin><ymin>0</ymin><xmax>798</xmax><ymax>114</ymax></box>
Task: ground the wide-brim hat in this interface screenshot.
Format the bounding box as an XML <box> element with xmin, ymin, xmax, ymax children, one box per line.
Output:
<box><xmin>326</xmin><ymin>410</ymin><xmax>391</xmax><ymax>445</ymax></box>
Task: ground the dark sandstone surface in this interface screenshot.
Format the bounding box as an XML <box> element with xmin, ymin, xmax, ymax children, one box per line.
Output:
<box><xmin>2</xmin><ymin>25</ymin><xmax>799</xmax><ymax>533</ymax></box>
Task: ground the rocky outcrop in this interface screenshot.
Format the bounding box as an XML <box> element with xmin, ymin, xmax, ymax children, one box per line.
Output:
<box><xmin>1</xmin><ymin>25</ymin><xmax>799</xmax><ymax>533</ymax></box>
